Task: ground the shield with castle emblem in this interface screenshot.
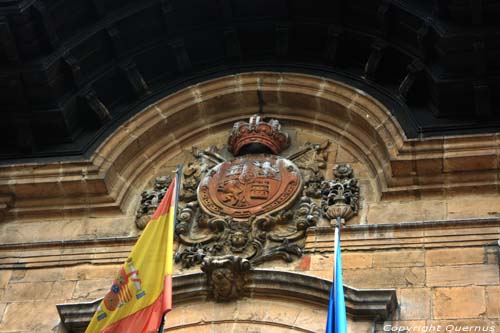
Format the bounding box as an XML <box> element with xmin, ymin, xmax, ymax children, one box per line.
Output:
<box><xmin>198</xmin><ymin>154</ymin><xmax>302</xmax><ymax>220</ymax></box>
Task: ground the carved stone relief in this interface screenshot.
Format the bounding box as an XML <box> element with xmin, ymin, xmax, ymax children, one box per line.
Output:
<box><xmin>135</xmin><ymin>176</ymin><xmax>172</xmax><ymax>229</ymax></box>
<box><xmin>321</xmin><ymin>164</ymin><xmax>360</xmax><ymax>222</ymax></box>
<box><xmin>136</xmin><ymin>115</ymin><xmax>360</xmax><ymax>302</ymax></box>
<box><xmin>201</xmin><ymin>255</ymin><xmax>251</xmax><ymax>302</ymax></box>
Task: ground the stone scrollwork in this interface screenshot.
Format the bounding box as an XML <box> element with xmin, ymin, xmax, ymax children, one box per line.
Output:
<box><xmin>135</xmin><ymin>176</ymin><xmax>172</xmax><ymax>229</ymax></box>
<box><xmin>288</xmin><ymin>140</ymin><xmax>330</xmax><ymax>198</ymax></box>
<box><xmin>174</xmin><ymin>208</ymin><xmax>317</xmax><ymax>270</ymax></box>
<box><xmin>174</xmin><ymin>243</ymin><xmax>214</xmax><ymax>269</ymax></box>
<box><xmin>180</xmin><ymin>146</ymin><xmax>225</xmax><ymax>202</ymax></box>
<box><xmin>321</xmin><ymin>164</ymin><xmax>360</xmax><ymax>222</ymax></box>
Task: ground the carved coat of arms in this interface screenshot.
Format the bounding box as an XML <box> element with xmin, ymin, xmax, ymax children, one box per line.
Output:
<box><xmin>198</xmin><ymin>155</ymin><xmax>302</xmax><ymax>219</ymax></box>
<box><xmin>136</xmin><ymin>115</ymin><xmax>360</xmax><ymax>301</ymax></box>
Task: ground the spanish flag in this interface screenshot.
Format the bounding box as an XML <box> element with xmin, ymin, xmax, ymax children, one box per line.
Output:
<box><xmin>85</xmin><ymin>170</ymin><xmax>180</xmax><ymax>333</ymax></box>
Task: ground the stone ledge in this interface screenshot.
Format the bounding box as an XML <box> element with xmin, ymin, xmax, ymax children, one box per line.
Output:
<box><xmin>57</xmin><ymin>270</ymin><xmax>397</xmax><ymax>333</ymax></box>
<box><xmin>1</xmin><ymin>218</ymin><xmax>498</xmax><ymax>269</ymax></box>
<box><xmin>0</xmin><ymin>236</ymin><xmax>137</xmax><ymax>269</ymax></box>
<box><xmin>306</xmin><ymin>218</ymin><xmax>500</xmax><ymax>252</ymax></box>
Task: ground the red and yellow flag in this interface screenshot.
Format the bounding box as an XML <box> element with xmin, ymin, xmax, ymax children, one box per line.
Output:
<box><xmin>85</xmin><ymin>173</ymin><xmax>178</xmax><ymax>333</ymax></box>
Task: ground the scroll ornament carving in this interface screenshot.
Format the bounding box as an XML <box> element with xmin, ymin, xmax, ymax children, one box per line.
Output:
<box><xmin>135</xmin><ymin>176</ymin><xmax>172</xmax><ymax>229</ymax></box>
<box><xmin>321</xmin><ymin>164</ymin><xmax>360</xmax><ymax>222</ymax></box>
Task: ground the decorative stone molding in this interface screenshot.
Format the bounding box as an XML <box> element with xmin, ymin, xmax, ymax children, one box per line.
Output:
<box><xmin>1</xmin><ymin>72</ymin><xmax>500</xmax><ymax>221</ymax></box>
<box><xmin>305</xmin><ymin>218</ymin><xmax>500</xmax><ymax>252</ymax></box>
<box><xmin>321</xmin><ymin>164</ymin><xmax>360</xmax><ymax>223</ymax></box>
<box><xmin>57</xmin><ymin>270</ymin><xmax>398</xmax><ymax>333</ymax></box>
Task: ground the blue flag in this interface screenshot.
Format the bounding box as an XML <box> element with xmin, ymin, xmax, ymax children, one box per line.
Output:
<box><xmin>326</xmin><ymin>226</ymin><xmax>347</xmax><ymax>333</ymax></box>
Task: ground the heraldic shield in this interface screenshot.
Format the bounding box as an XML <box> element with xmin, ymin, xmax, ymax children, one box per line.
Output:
<box><xmin>198</xmin><ymin>154</ymin><xmax>302</xmax><ymax>220</ymax></box>
<box><xmin>135</xmin><ymin>115</ymin><xmax>360</xmax><ymax>302</ymax></box>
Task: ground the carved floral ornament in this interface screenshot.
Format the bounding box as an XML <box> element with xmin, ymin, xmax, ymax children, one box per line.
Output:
<box><xmin>135</xmin><ymin>115</ymin><xmax>360</xmax><ymax>301</ymax></box>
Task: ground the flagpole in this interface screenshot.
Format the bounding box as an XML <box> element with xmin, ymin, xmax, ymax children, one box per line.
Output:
<box><xmin>158</xmin><ymin>165</ymin><xmax>182</xmax><ymax>333</ymax></box>
<box><xmin>333</xmin><ymin>216</ymin><xmax>340</xmax><ymax>330</ymax></box>
<box><xmin>334</xmin><ymin>216</ymin><xmax>341</xmax><ymax>327</ymax></box>
<box><xmin>333</xmin><ymin>216</ymin><xmax>339</xmax><ymax>297</ymax></box>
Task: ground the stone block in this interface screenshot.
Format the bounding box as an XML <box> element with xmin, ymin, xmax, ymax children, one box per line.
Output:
<box><xmin>335</xmin><ymin>147</ymin><xmax>357</xmax><ymax>163</ymax></box>
<box><xmin>390</xmin><ymin>160</ymin><xmax>413</xmax><ymax>177</ymax></box>
<box><xmin>305</xmin><ymin>269</ymin><xmax>333</xmax><ymax>281</ymax></box>
<box><xmin>399</xmin><ymin>288</ymin><xmax>431</xmax><ymax>320</ymax></box>
<box><xmin>372</xmin><ymin>250</ymin><xmax>424</xmax><ymax>268</ymax></box>
<box><xmin>432</xmin><ymin>287</ymin><xmax>486</xmax><ymax>319</ymax></box>
<box><xmin>310</xmin><ymin>254</ymin><xmax>333</xmax><ymax>271</ymax></box>
<box><xmin>72</xmin><ymin>279</ymin><xmax>112</xmax><ymax>301</ymax></box>
<box><xmin>427</xmin><ymin>264</ymin><xmax>499</xmax><ymax>287</ymax></box>
<box><xmin>342</xmin><ymin>253</ymin><xmax>373</xmax><ymax>269</ymax></box>
<box><xmin>234</xmin><ymin>299</ymin><xmax>270</xmax><ymax>323</ymax></box>
<box><xmin>343</xmin><ymin>267</ymin><xmax>425</xmax><ymax>288</ymax></box>
<box><xmin>447</xmin><ymin>195</ymin><xmax>500</xmax><ymax>219</ymax></box>
<box><xmin>9</xmin><ymin>270</ymin><xmax>25</xmax><ymax>282</ymax></box>
<box><xmin>4</xmin><ymin>282</ymin><xmax>52</xmax><ymax>301</ymax></box>
<box><xmin>366</xmin><ymin>200</ymin><xmax>445</xmax><ymax>224</ymax></box>
<box><xmin>0</xmin><ymin>303</ymin><xmax>6</xmax><ymax>323</ymax></box>
<box><xmin>18</xmin><ymin>267</ymin><xmax>64</xmax><ymax>282</ymax></box>
<box><xmin>181</xmin><ymin>302</ymin><xmax>217</xmax><ymax>324</ymax></box>
<box><xmin>415</xmin><ymin>158</ymin><xmax>443</xmax><ymax>176</ymax></box>
<box><xmin>48</xmin><ymin>281</ymin><xmax>77</xmax><ymax>300</ymax></box>
<box><xmin>237</xmin><ymin>299</ymin><xmax>301</xmax><ymax>325</ymax></box>
<box><xmin>210</xmin><ymin>301</ymin><xmax>239</xmax><ymax>322</ymax></box>
<box><xmin>443</xmin><ymin>153</ymin><xmax>497</xmax><ymax>172</ymax></box>
<box><xmin>294</xmin><ymin>306</ymin><xmax>327</xmax><ymax>332</ymax></box>
<box><xmin>0</xmin><ymin>270</ymin><xmax>11</xmax><ymax>289</ymax></box>
<box><xmin>64</xmin><ymin>264</ymin><xmax>121</xmax><ymax>281</ymax></box>
<box><xmin>3</xmin><ymin>280</ymin><xmax>74</xmax><ymax>301</ymax></box>
<box><xmin>311</xmin><ymin>252</ymin><xmax>373</xmax><ymax>271</ymax></box>
<box><xmin>0</xmin><ymin>301</ymin><xmax>61</xmax><ymax>331</ymax></box>
<box><xmin>426</xmin><ymin>248</ymin><xmax>485</xmax><ymax>266</ymax></box>
<box><xmin>486</xmin><ymin>286</ymin><xmax>500</xmax><ymax>318</ymax></box>
<box><xmin>422</xmin><ymin>224</ymin><xmax>499</xmax><ymax>237</ymax></box>
<box><xmin>486</xmin><ymin>247</ymin><xmax>499</xmax><ymax>264</ymax></box>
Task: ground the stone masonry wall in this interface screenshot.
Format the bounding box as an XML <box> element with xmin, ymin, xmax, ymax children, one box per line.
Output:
<box><xmin>0</xmin><ymin>126</ymin><xmax>499</xmax><ymax>332</ymax></box>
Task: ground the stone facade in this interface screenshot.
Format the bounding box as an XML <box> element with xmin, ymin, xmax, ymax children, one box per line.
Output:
<box><xmin>0</xmin><ymin>73</ymin><xmax>499</xmax><ymax>333</ymax></box>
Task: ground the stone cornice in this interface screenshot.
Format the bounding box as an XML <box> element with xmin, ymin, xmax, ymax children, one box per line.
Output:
<box><xmin>56</xmin><ymin>270</ymin><xmax>397</xmax><ymax>333</ymax></box>
<box><xmin>1</xmin><ymin>218</ymin><xmax>497</xmax><ymax>270</ymax></box>
<box><xmin>306</xmin><ymin>218</ymin><xmax>500</xmax><ymax>252</ymax></box>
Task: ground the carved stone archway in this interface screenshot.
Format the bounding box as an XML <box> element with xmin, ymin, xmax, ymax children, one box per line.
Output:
<box><xmin>57</xmin><ymin>270</ymin><xmax>397</xmax><ymax>333</ymax></box>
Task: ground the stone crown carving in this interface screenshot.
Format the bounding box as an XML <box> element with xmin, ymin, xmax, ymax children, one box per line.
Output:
<box><xmin>228</xmin><ymin>115</ymin><xmax>290</xmax><ymax>156</ymax></box>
